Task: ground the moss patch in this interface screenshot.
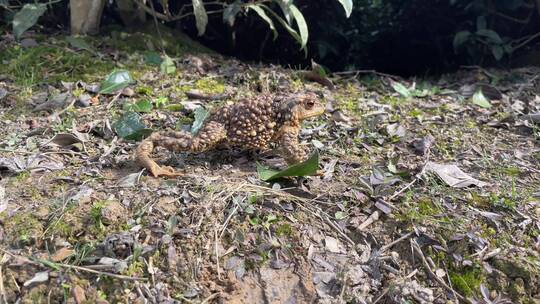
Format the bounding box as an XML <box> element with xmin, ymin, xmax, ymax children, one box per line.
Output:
<box><xmin>449</xmin><ymin>267</ymin><xmax>483</xmax><ymax>297</ymax></box>
<box><xmin>0</xmin><ymin>44</ymin><xmax>113</xmax><ymax>87</ymax></box>
<box><xmin>2</xmin><ymin>212</ymin><xmax>43</xmax><ymax>246</ymax></box>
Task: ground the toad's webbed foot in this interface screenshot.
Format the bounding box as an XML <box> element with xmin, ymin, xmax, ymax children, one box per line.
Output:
<box><xmin>148</xmin><ymin>164</ymin><xmax>184</xmax><ymax>178</ymax></box>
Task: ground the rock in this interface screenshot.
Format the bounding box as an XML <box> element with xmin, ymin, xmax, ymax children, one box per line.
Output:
<box><xmin>101</xmin><ymin>200</ymin><xmax>128</xmax><ymax>225</ymax></box>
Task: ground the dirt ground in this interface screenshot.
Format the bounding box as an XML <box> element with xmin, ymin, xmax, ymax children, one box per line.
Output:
<box><xmin>0</xmin><ymin>29</ymin><xmax>539</xmax><ymax>303</ymax></box>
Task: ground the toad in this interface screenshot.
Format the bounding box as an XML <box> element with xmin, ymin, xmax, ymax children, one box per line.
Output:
<box><xmin>135</xmin><ymin>92</ymin><xmax>324</xmax><ymax>177</ymax></box>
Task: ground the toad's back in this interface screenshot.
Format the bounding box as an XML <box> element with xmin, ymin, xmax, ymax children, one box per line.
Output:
<box><xmin>211</xmin><ymin>94</ymin><xmax>282</xmax><ymax>150</ymax></box>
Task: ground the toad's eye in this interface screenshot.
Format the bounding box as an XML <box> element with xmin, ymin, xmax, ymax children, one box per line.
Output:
<box><xmin>305</xmin><ymin>100</ymin><xmax>315</xmax><ymax>108</ymax></box>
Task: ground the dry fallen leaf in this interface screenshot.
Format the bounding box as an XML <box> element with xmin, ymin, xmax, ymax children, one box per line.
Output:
<box><xmin>425</xmin><ymin>162</ymin><xmax>488</xmax><ymax>188</ymax></box>
<box><xmin>72</xmin><ymin>284</ymin><xmax>87</xmax><ymax>304</ymax></box>
<box><xmin>324</xmin><ymin>236</ymin><xmax>341</xmax><ymax>253</ymax></box>
<box><xmin>51</xmin><ymin>247</ymin><xmax>74</xmax><ymax>262</ymax></box>
<box><xmin>0</xmin><ymin>184</ymin><xmax>6</xmax><ymax>213</ymax></box>
<box><xmin>23</xmin><ymin>271</ymin><xmax>49</xmax><ymax>287</ymax></box>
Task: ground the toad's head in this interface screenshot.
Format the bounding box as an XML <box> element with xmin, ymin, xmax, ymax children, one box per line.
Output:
<box><xmin>278</xmin><ymin>92</ymin><xmax>325</xmax><ymax>125</ymax></box>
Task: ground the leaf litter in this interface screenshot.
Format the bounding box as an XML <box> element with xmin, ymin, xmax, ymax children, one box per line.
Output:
<box><xmin>0</xmin><ymin>33</ymin><xmax>539</xmax><ymax>304</ymax></box>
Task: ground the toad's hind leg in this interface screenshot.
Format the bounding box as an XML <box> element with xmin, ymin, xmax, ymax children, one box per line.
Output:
<box><xmin>135</xmin><ymin>121</ymin><xmax>226</xmax><ymax>178</ymax></box>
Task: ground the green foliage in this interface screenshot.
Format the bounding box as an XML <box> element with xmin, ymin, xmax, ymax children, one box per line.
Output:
<box><xmin>471</xmin><ymin>89</ymin><xmax>492</xmax><ymax>108</ymax></box>
<box><xmin>449</xmin><ymin>267</ymin><xmax>484</xmax><ymax>297</ymax></box>
<box><xmin>4</xmin><ymin>0</ymin><xmax>538</xmax><ymax>73</ymax></box>
<box><xmin>192</xmin><ymin>0</ymin><xmax>208</xmax><ymax>36</ymax></box>
<box><xmin>191</xmin><ymin>107</ymin><xmax>210</xmax><ymax>135</ymax></box>
<box><xmin>12</xmin><ymin>3</ymin><xmax>47</xmax><ymax>39</ymax></box>
<box><xmin>113</xmin><ymin>111</ymin><xmax>153</xmax><ymax>140</ymax></box>
<box><xmin>304</xmin><ymin>0</ymin><xmax>539</xmax><ymax>71</ymax></box>
<box><xmin>448</xmin><ymin>0</ymin><xmax>537</xmax><ymax>63</ymax></box>
<box><xmin>99</xmin><ymin>70</ymin><xmax>134</xmax><ymax>94</ymax></box>
<box><xmin>160</xmin><ymin>55</ymin><xmax>176</xmax><ymax>75</ymax></box>
<box><xmin>123</xmin><ymin>99</ymin><xmax>153</xmax><ymax>113</ymax></box>
<box><xmin>256</xmin><ymin>149</ymin><xmax>319</xmax><ymax>181</ymax></box>
<box><xmin>0</xmin><ymin>43</ymin><xmax>113</xmax><ymax>87</ymax></box>
<box><xmin>217</xmin><ymin>0</ymin><xmax>353</xmax><ymax>50</ymax></box>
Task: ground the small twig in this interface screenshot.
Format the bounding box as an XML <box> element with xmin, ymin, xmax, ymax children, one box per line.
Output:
<box><xmin>220</xmin><ymin>203</ymin><xmax>240</xmax><ymax>238</ymax></box>
<box><xmin>388</xmin><ymin>149</ymin><xmax>431</xmax><ymax>202</ymax></box>
<box><xmin>512</xmin><ymin>31</ymin><xmax>540</xmax><ymax>52</ymax></box>
<box><xmin>322</xmin><ymin>214</ymin><xmax>355</xmax><ymax>246</ymax></box>
<box><xmin>459</xmin><ymin>65</ymin><xmax>497</xmax><ymax>79</ymax></box>
<box><xmin>443</xmin><ymin>261</ymin><xmax>459</xmax><ymax>304</ymax></box>
<box><xmin>185</xmin><ymin>90</ymin><xmax>229</xmax><ymax>101</ymax></box>
<box><xmin>148</xmin><ymin>0</ymin><xmax>166</xmax><ymax>53</ymax></box>
<box><xmin>106</xmin><ymin>92</ymin><xmax>123</xmax><ymax>110</ymax></box>
<box><xmin>380</xmin><ymin>231</ymin><xmax>414</xmax><ymax>253</ymax></box>
<box><xmin>0</xmin><ymin>248</ymin><xmax>147</xmax><ymax>282</ymax></box>
<box><xmin>49</xmin><ymin>262</ymin><xmax>148</xmax><ymax>281</ymax></box>
<box><xmin>219</xmin><ymin>182</ymin><xmax>246</xmax><ymax>238</ymax></box>
<box><xmin>334</xmin><ymin>69</ymin><xmax>402</xmax><ymax>80</ymax></box>
<box><xmin>411</xmin><ymin>240</ymin><xmax>469</xmax><ymax>303</ymax></box>
<box><xmin>201</xmin><ymin>292</ymin><xmax>220</xmax><ymax>304</ymax></box>
<box><xmin>214</xmin><ymin>227</ymin><xmax>222</xmax><ymax>281</ymax></box>
<box><xmin>357</xmin><ymin>211</ymin><xmax>379</xmax><ymax>231</ymax></box>
<box><xmin>482</xmin><ymin>248</ymin><xmax>502</xmax><ymax>260</ymax></box>
<box><xmin>0</xmin><ymin>255</ymin><xmax>7</xmax><ymax>304</ymax></box>
<box><xmin>488</xmin><ymin>8</ymin><xmax>532</xmax><ymax>24</ymax></box>
<box><xmin>132</xmin><ymin>0</ymin><xmax>225</xmax><ymax>22</ymax></box>
<box><xmin>372</xmin><ymin>287</ymin><xmax>389</xmax><ymax>304</ymax></box>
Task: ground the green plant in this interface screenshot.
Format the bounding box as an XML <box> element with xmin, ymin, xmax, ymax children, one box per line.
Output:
<box><xmin>5</xmin><ymin>1</ymin><xmax>353</xmax><ymax>52</ymax></box>
<box><xmin>198</xmin><ymin>0</ymin><xmax>353</xmax><ymax>51</ymax></box>
<box><xmin>451</xmin><ymin>0</ymin><xmax>540</xmax><ymax>62</ymax></box>
<box><xmin>453</xmin><ymin>18</ymin><xmax>510</xmax><ymax>61</ymax></box>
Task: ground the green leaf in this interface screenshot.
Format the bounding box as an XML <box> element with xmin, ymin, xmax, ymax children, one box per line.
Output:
<box><xmin>476</xmin><ymin>16</ymin><xmax>486</xmax><ymax>31</ymax></box>
<box><xmin>160</xmin><ymin>55</ymin><xmax>176</xmax><ymax>74</ymax></box>
<box><xmin>165</xmin><ymin>104</ymin><xmax>184</xmax><ymax>111</ymax></box>
<box><xmin>311</xmin><ymin>60</ymin><xmax>327</xmax><ymax>77</ymax></box>
<box><xmin>476</xmin><ymin>29</ymin><xmax>503</xmax><ymax>44</ymax></box>
<box><xmin>113</xmin><ymin>112</ymin><xmax>153</xmax><ymax>140</ymax></box>
<box><xmin>276</xmin><ymin>0</ymin><xmax>293</xmax><ymax>24</ymax></box>
<box><xmin>261</xmin><ymin>5</ymin><xmax>303</xmax><ymax>49</ymax></box>
<box><xmin>12</xmin><ymin>4</ymin><xmax>47</xmax><ymax>40</ymax></box>
<box><xmin>192</xmin><ymin>0</ymin><xmax>208</xmax><ymax>36</ymax></box>
<box><xmin>123</xmin><ymin>99</ymin><xmax>153</xmax><ymax>113</ymax></box>
<box><xmin>491</xmin><ymin>45</ymin><xmax>504</xmax><ymax>60</ymax></box>
<box><xmin>248</xmin><ymin>4</ymin><xmax>278</xmax><ymax>40</ymax></box>
<box><xmin>472</xmin><ymin>89</ymin><xmax>492</xmax><ymax>108</ymax></box>
<box><xmin>334</xmin><ymin>211</ymin><xmax>347</xmax><ymax>220</ymax></box>
<box><xmin>191</xmin><ymin>107</ymin><xmax>210</xmax><ymax>135</ymax></box>
<box><xmin>66</xmin><ymin>36</ymin><xmax>96</xmax><ymax>53</ymax></box>
<box><xmin>154</xmin><ymin>96</ymin><xmax>169</xmax><ymax>108</ymax></box>
<box><xmin>35</xmin><ymin>258</ymin><xmax>61</xmax><ymax>271</ymax></box>
<box><xmin>289</xmin><ymin>4</ymin><xmax>308</xmax><ymax>50</ymax></box>
<box><xmin>223</xmin><ymin>1</ymin><xmax>242</xmax><ymax>26</ymax></box>
<box><xmin>144</xmin><ymin>52</ymin><xmax>162</xmax><ymax>65</ymax></box>
<box><xmin>453</xmin><ymin>31</ymin><xmax>471</xmax><ymax>51</ymax></box>
<box><xmin>336</xmin><ymin>0</ymin><xmax>353</xmax><ymax>18</ymax></box>
<box><xmin>99</xmin><ymin>70</ymin><xmax>134</xmax><ymax>94</ymax></box>
<box><xmin>256</xmin><ymin>150</ymin><xmax>319</xmax><ymax>181</ymax></box>
<box><xmin>391</xmin><ymin>82</ymin><xmax>411</xmax><ymax>98</ymax></box>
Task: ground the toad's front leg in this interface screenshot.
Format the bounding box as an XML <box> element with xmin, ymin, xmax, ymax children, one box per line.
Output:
<box><xmin>134</xmin><ymin>121</ymin><xmax>226</xmax><ymax>178</ymax></box>
<box><xmin>278</xmin><ymin>126</ymin><xmax>323</xmax><ymax>176</ymax></box>
<box><xmin>278</xmin><ymin>126</ymin><xmax>307</xmax><ymax>165</ymax></box>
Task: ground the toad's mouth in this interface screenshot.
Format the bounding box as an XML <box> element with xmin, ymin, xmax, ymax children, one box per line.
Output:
<box><xmin>302</xmin><ymin>106</ymin><xmax>325</xmax><ymax>119</ymax></box>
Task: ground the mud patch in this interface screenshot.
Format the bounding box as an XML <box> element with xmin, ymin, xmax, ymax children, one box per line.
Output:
<box><xmin>228</xmin><ymin>265</ymin><xmax>316</xmax><ymax>303</ymax></box>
